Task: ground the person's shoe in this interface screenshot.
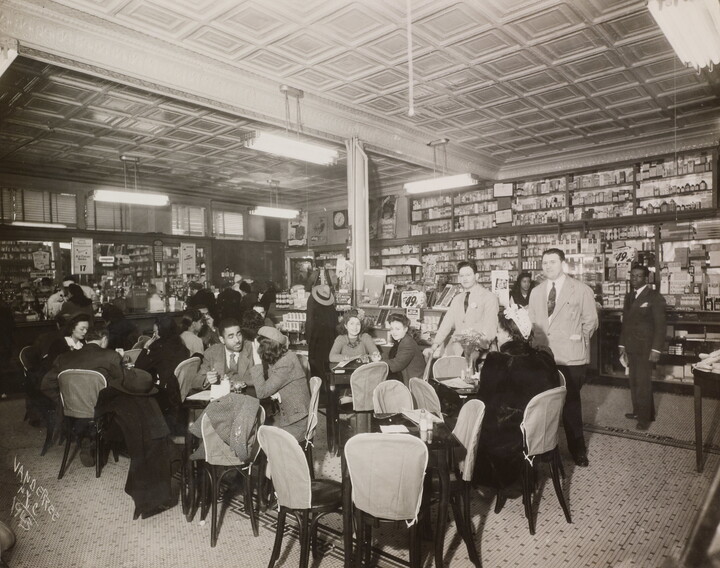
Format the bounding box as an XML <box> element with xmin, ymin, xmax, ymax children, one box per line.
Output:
<box><xmin>571</xmin><ymin>450</ymin><xmax>589</xmax><ymax>467</ymax></box>
<box><xmin>637</xmin><ymin>421</ymin><xmax>651</xmax><ymax>431</ymax></box>
<box><xmin>625</xmin><ymin>413</ymin><xmax>638</xmax><ymax>420</ymax></box>
<box><xmin>79</xmin><ymin>439</ymin><xmax>96</xmax><ymax>467</ymax></box>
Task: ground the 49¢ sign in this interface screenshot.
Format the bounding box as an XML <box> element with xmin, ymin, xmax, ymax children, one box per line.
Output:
<box><xmin>613</xmin><ymin>245</ymin><xmax>636</xmax><ymax>265</ymax></box>
<box><xmin>72</xmin><ymin>238</ymin><xmax>94</xmax><ymax>275</ymax></box>
<box><xmin>401</xmin><ymin>290</ymin><xmax>426</xmax><ymax>308</ymax></box>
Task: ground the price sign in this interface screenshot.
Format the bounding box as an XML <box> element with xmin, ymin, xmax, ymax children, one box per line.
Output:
<box><xmin>401</xmin><ymin>290</ymin><xmax>426</xmax><ymax>308</ymax></box>
<box><xmin>406</xmin><ymin>307</ymin><xmax>421</xmax><ymax>328</ymax></box>
<box><xmin>71</xmin><ymin>238</ymin><xmax>94</xmax><ymax>275</ymax></box>
<box><xmin>613</xmin><ymin>246</ymin><xmax>636</xmax><ymax>264</ymax></box>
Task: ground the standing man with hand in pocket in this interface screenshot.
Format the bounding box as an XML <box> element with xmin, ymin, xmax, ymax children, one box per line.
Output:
<box><xmin>618</xmin><ymin>265</ymin><xmax>666</xmax><ymax>431</ymax></box>
<box><xmin>528</xmin><ymin>248</ymin><xmax>598</xmax><ymax>467</ymax></box>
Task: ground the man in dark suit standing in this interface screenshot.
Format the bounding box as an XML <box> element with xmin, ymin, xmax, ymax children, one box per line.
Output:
<box><xmin>618</xmin><ymin>265</ymin><xmax>666</xmax><ymax>431</ymax></box>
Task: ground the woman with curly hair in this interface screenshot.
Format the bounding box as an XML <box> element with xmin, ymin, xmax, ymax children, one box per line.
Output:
<box><xmin>249</xmin><ymin>326</ymin><xmax>309</xmax><ymax>441</ymax></box>
<box><xmin>329</xmin><ymin>309</ymin><xmax>381</xmax><ymax>363</ymax></box>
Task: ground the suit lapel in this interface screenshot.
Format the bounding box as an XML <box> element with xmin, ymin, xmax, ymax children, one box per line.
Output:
<box><xmin>633</xmin><ymin>287</ymin><xmax>650</xmax><ymax>305</ymax></box>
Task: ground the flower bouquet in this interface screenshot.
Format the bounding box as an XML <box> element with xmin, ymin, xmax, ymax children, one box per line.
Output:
<box><xmin>452</xmin><ymin>329</ymin><xmax>491</xmax><ymax>381</ymax></box>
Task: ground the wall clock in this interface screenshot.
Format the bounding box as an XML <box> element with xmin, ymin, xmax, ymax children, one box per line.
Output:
<box><xmin>333</xmin><ymin>209</ymin><xmax>348</xmax><ymax>230</ymax></box>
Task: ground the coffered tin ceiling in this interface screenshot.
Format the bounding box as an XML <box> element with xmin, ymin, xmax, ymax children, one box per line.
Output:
<box><xmin>1</xmin><ymin>0</ymin><xmax>719</xmax><ymax>207</ymax></box>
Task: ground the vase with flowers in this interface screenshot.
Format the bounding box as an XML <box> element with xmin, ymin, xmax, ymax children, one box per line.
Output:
<box><xmin>451</xmin><ymin>329</ymin><xmax>491</xmax><ymax>382</ymax></box>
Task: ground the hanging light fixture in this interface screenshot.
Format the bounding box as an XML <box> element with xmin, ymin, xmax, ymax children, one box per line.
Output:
<box><xmin>246</xmin><ymin>85</ymin><xmax>339</xmax><ymax>165</ymax></box>
<box><xmin>403</xmin><ymin>138</ymin><xmax>479</xmax><ymax>194</ymax></box>
<box><xmin>648</xmin><ymin>0</ymin><xmax>720</xmax><ymax>70</ymax></box>
<box><xmin>249</xmin><ymin>180</ymin><xmax>299</xmax><ymax>219</ymax></box>
<box><xmin>92</xmin><ymin>156</ymin><xmax>169</xmax><ymax>206</ymax></box>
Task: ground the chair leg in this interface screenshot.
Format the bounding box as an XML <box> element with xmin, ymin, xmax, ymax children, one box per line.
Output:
<box><xmin>305</xmin><ymin>444</ymin><xmax>315</xmax><ymax>480</ymax></box>
<box><xmin>551</xmin><ymin>449</ymin><xmax>572</xmax><ymax>524</ymax></box>
<box><xmin>409</xmin><ymin>523</ymin><xmax>421</xmax><ymax>568</ymax></box>
<box><xmin>310</xmin><ymin>512</ymin><xmax>327</xmax><ymax>560</ymax></box>
<box><xmin>451</xmin><ymin>491</ymin><xmax>481</xmax><ymax>567</ymax></box>
<box><xmin>494</xmin><ymin>491</ymin><xmax>507</xmax><ymax>514</ymax></box>
<box><xmin>354</xmin><ymin>511</ymin><xmax>365</xmax><ymax>568</ymax></box>
<box><xmin>298</xmin><ymin>510</ymin><xmax>310</xmax><ymax>568</ymax></box>
<box><xmin>199</xmin><ymin>465</ymin><xmax>210</xmax><ymax>522</ymax></box>
<box><xmin>244</xmin><ymin>470</ymin><xmax>259</xmax><ymax>537</ymax></box>
<box><xmin>95</xmin><ymin>423</ymin><xmax>102</xmax><ymax>478</ymax></box>
<box><xmin>363</xmin><ymin>521</ymin><xmax>372</xmax><ymax>567</ymax></box>
<box><xmin>57</xmin><ymin>421</ymin><xmax>72</xmax><ymax>480</ymax></box>
<box><xmin>522</xmin><ymin>462</ymin><xmax>536</xmax><ymax>535</ymax></box>
<box><xmin>41</xmin><ymin>421</ymin><xmax>54</xmax><ymax>456</ymax></box>
<box><xmin>268</xmin><ymin>507</ymin><xmax>286</xmax><ymax>568</ymax></box>
<box><xmin>210</xmin><ymin>466</ymin><xmax>219</xmax><ymax>547</ymax></box>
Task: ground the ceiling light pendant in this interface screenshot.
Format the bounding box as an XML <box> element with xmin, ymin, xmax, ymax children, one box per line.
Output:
<box><xmin>248</xmin><ymin>132</ymin><xmax>338</xmax><ymax>165</ymax></box>
<box><xmin>92</xmin><ymin>156</ymin><xmax>169</xmax><ymax>206</ymax></box>
<box><xmin>249</xmin><ymin>205</ymin><xmax>300</xmax><ymax>219</ymax></box>
<box><xmin>92</xmin><ymin>189</ymin><xmax>169</xmax><ymax>206</ymax></box>
<box><xmin>404</xmin><ymin>173</ymin><xmax>479</xmax><ymax>194</ymax></box>
<box><xmin>648</xmin><ymin>0</ymin><xmax>720</xmax><ymax>70</ymax></box>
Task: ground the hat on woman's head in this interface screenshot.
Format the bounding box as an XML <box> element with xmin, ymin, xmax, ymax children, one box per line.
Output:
<box><xmin>257</xmin><ymin>326</ymin><xmax>288</xmax><ymax>346</ymax></box>
<box><xmin>112</xmin><ymin>369</ymin><xmax>158</xmax><ymax>396</ymax></box>
<box><xmin>311</xmin><ymin>284</ymin><xmax>334</xmax><ymax>306</ymax></box>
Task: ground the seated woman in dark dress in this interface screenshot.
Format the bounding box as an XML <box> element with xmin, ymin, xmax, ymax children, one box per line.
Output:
<box><xmin>135</xmin><ymin>316</ymin><xmax>190</xmax><ymax>434</ymax></box>
<box><xmin>475</xmin><ymin>305</ymin><xmax>560</xmax><ymax>490</ymax></box>
<box><xmin>384</xmin><ymin>313</ymin><xmax>426</xmax><ymax>385</ymax></box>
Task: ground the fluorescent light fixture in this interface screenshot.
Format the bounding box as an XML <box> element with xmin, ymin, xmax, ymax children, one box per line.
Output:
<box><xmin>247</xmin><ymin>132</ymin><xmax>339</xmax><ymax>165</ymax></box>
<box><xmin>648</xmin><ymin>0</ymin><xmax>720</xmax><ymax>69</ymax></box>
<box><xmin>12</xmin><ymin>221</ymin><xmax>67</xmax><ymax>229</ymax></box>
<box><xmin>249</xmin><ymin>206</ymin><xmax>300</xmax><ymax>219</ymax></box>
<box><xmin>404</xmin><ymin>173</ymin><xmax>479</xmax><ymax>194</ymax></box>
<box><xmin>92</xmin><ymin>189</ymin><xmax>169</xmax><ymax>206</ymax></box>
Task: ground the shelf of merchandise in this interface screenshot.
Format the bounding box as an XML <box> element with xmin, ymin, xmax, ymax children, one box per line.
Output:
<box><xmin>519</xmin><ymin>231</ymin><xmax>582</xmax><ymax>277</ymax></box>
<box><xmin>370</xmin><ymin>244</ymin><xmax>422</xmax><ymax>284</ymax></box>
<box><xmin>421</xmin><ymin>240</ymin><xmax>466</xmax><ymax>285</ymax></box>
<box><xmin>468</xmin><ymin>235</ymin><xmax>519</xmax><ymax>286</ymax></box>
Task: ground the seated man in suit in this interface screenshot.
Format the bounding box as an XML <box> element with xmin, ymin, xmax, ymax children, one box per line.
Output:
<box><xmin>40</xmin><ymin>326</ymin><xmax>126</xmax><ymax>466</ymax></box>
<box><xmin>194</xmin><ymin>318</ymin><xmax>254</xmax><ymax>391</ymax></box>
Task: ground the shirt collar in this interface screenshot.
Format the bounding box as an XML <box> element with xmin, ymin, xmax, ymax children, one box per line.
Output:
<box><xmin>635</xmin><ymin>285</ymin><xmax>647</xmax><ymax>297</ymax></box>
<box><xmin>548</xmin><ymin>273</ymin><xmax>566</xmax><ymax>287</ymax></box>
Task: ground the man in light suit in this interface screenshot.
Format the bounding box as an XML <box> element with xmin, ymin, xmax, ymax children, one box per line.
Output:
<box><xmin>427</xmin><ymin>260</ymin><xmax>499</xmax><ymax>357</ymax></box>
<box><xmin>528</xmin><ymin>248</ymin><xmax>598</xmax><ymax>467</ymax></box>
<box><xmin>618</xmin><ymin>265</ymin><xmax>666</xmax><ymax>431</ymax></box>
<box><xmin>194</xmin><ymin>318</ymin><xmax>254</xmax><ymax>390</ymax></box>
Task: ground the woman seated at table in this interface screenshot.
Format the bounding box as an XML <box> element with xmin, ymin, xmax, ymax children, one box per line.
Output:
<box><xmin>384</xmin><ymin>313</ymin><xmax>426</xmax><ymax>385</ymax></box>
<box><xmin>250</xmin><ymin>326</ymin><xmax>310</xmax><ymax>441</ymax></box>
<box><xmin>329</xmin><ymin>309</ymin><xmax>381</xmax><ymax>363</ymax></box>
<box><xmin>135</xmin><ymin>316</ymin><xmax>190</xmax><ymax>434</ymax></box>
<box><xmin>179</xmin><ymin>309</ymin><xmax>204</xmax><ymax>357</ymax></box>
<box><xmin>475</xmin><ymin>305</ymin><xmax>560</xmax><ymax>490</ymax></box>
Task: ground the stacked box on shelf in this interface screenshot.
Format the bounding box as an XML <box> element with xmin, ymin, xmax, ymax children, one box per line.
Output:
<box><xmin>378</xmin><ymin>244</ymin><xmax>421</xmax><ymax>284</ymax></box>
<box><xmin>637</xmin><ymin>152</ymin><xmax>714</xmax><ymax>214</ymax></box>
<box><xmin>410</xmin><ymin>195</ymin><xmax>453</xmax><ymax>236</ymax></box>
<box><xmin>513</xmin><ymin>176</ymin><xmax>567</xmax><ymax>226</ymax></box>
<box><xmin>521</xmin><ymin>232</ymin><xmax>580</xmax><ymax>274</ymax></box>
<box><xmin>569</xmin><ymin>166</ymin><xmax>635</xmax><ymax>221</ymax></box>
<box><xmin>421</xmin><ymin>240</ymin><xmax>466</xmax><ymax>284</ymax></box>
<box><xmin>468</xmin><ymin>235</ymin><xmax>518</xmax><ymax>285</ymax></box>
<box><xmin>453</xmin><ymin>187</ymin><xmax>496</xmax><ymax>231</ymax></box>
<box><xmin>600</xmin><ymin>225</ymin><xmax>656</xmax><ymax>306</ymax></box>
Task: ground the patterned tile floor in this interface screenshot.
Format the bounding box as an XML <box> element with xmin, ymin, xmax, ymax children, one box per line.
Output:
<box><xmin>1</xmin><ymin>384</ymin><xmax>718</xmax><ymax>568</ymax></box>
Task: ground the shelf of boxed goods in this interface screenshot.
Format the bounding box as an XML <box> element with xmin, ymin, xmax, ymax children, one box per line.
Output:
<box><xmin>468</xmin><ymin>235</ymin><xmax>519</xmax><ymax>286</ymax></box>
<box><xmin>512</xmin><ymin>176</ymin><xmax>569</xmax><ymax>227</ymax></box>
<box><xmin>409</xmin><ymin>193</ymin><xmax>454</xmax><ymax>237</ymax></box>
<box><xmin>567</xmin><ymin>165</ymin><xmax>637</xmax><ymax>222</ymax></box>
<box><xmin>452</xmin><ymin>187</ymin><xmax>497</xmax><ymax>232</ymax></box>
<box><xmin>421</xmin><ymin>240</ymin><xmax>466</xmax><ymax>285</ymax></box>
<box><xmin>369</xmin><ymin>244</ymin><xmax>422</xmax><ymax>285</ymax></box>
<box><xmin>635</xmin><ymin>150</ymin><xmax>716</xmax><ymax>215</ymax></box>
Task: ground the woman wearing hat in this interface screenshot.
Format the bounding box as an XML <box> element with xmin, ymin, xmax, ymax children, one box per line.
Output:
<box><xmin>250</xmin><ymin>326</ymin><xmax>310</xmax><ymax>441</ymax></box>
<box><xmin>329</xmin><ymin>309</ymin><xmax>381</xmax><ymax>363</ymax></box>
<box><xmin>305</xmin><ymin>280</ymin><xmax>337</xmax><ymax>378</ymax></box>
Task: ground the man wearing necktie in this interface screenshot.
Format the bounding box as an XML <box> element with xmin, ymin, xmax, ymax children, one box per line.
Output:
<box><xmin>618</xmin><ymin>265</ymin><xmax>666</xmax><ymax>431</ymax></box>
<box><xmin>528</xmin><ymin>248</ymin><xmax>598</xmax><ymax>467</ymax></box>
<box><xmin>428</xmin><ymin>260</ymin><xmax>499</xmax><ymax>358</ymax></box>
<box><xmin>194</xmin><ymin>318</ymin><xmax>254</xmax><ymax>390</ymax></box>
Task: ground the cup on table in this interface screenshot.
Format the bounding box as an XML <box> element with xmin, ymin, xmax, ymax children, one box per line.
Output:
<box><xmin>206</xmin><ymin>369</ymin><xmax>219</xmax><ymax>385</ymax></box>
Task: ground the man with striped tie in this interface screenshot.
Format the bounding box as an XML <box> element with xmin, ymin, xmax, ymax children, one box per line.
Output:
<box><xmin>528</xmin><ymin>248</ymin><xmax>598</xmax><ymax>467</ymax></box>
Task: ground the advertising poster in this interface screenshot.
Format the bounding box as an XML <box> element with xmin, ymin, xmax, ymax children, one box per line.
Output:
<box><xmin>378</xmin><ymin>196</ymin><xmax>397</xmax><ymax>239</ymax></box>
<box><xmin>71</xmin><ymin>237</ymin><xmax>94</xmax><ymax>275</ymax></box>
<box><xmin>180</xmin><ymin>243</ymin><xmax>197</xmax><ymax>274</ymax></box>
<box><xmin>308</xmin><ymin>211</ymin><xmax>328</xmax><ymax>246</ymax></box>
<box><xmin>491</xmin><ymin>269</ymin><xmax>510</xmax><ymax>307</ymax></box>
<box><xmin>288</xmin><ymin>212</ymin><xmax>308</xmax><ymax>247</ymax></box>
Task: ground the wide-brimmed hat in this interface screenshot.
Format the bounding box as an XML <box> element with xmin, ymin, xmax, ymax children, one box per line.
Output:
<box><xmin>112</xmin><ymin>369</ymin><xmax>158</xmax><ymax>396</ymax></box>
<box><xmin>257</xmin><ymin>326</ymin><xmax>288</xmax><ymax>346</ymax></box>
<box><xmin>311</xmin><ymin>284</ymin><xmax>334</xmax><ymax>306</ymax></box>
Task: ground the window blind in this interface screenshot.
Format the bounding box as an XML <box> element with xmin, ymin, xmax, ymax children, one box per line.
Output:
<box><xmin>213</xmin><ymin>210</ymin><xmax>244</xmax><ymax>238</ymax></box>
<box><xmin>172</xmin><ymin>204</ymin><xmax>206</xmax><ymax>236</ymax></box>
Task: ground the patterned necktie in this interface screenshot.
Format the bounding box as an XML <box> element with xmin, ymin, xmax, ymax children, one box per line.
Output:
<box><xmin>229</xmin><ymin>353</ymin><xmax>237</xmax><ymax>371</ymax></box>
<box><xmin>547</xmin><ymin>282</ymin><xmax>556</xmax><ymax>316</ymax></box>
<box><xmin>464</xmin><ymin>291</ymin><xmax>470</xmax><ymax>313</ymax></box>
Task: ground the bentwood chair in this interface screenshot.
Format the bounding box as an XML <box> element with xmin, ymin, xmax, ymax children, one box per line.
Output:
<box><xmin>198</xmin><ymin>406</ymin><xmax>265</xmax><ymax>547</ymax></box>
<box><xmin>19</xmin><ymin>345</ymin><xmax>57</xmax><ymax>456</ymax></box>
<box><xmin>56</xmin><ymin>369</ymin><xmax>108</xmax><ymax>479</ymax></box>
<box><xmin>518</xmin><ymin>386</ymin><xmax>571</xmax><ymax>535</ymax></box>
<box><xmin>258</xmin><ymin>426</ymin><xmax>342</xmax><ymax>568</ymax></box>
<box><xmin>433</xmin><ymin>356</ymin><xmax>467</xmax><ymax>380</ymax></box>
<box><xmin>345</xmin><ymin>434</ymin><xmax>428</xmax><ymax>568</ymax></box>
<box><xmin>121</xmin><ymin>348</ymin><xmax>142</xmax><ymax>366</ymax></box>
<box><xmin>409</xmin><ymin>377</ymin><xmax>444</xmax><ymax>419</ymax></box>
<box><xmin>338</xmin><ymin>362</ymin><xmax>388</xmax><ymax>441</ymax></box>
<box><xmin>302</xmin><ymin>376</ymin><xmax>323</xmax><ymax>478</ymax></box>
<box><xmin>172</xmin><ymin>356</ymin><xmax>202</xmax><ymax>516</ymax></box>
<box><xmin>372</xmin><ymin>380</ymin><xmax>414</xmax><ymax>414</ymax></box>
<box><xmin>449</xmin><ymin>399</ymin><xmax>486</xmax><ymax>567</ymax></box>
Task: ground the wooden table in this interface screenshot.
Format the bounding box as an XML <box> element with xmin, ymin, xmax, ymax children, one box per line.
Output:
<box><xmin>326</xmin><ymin>359</ymin><xmax>366</xmax><ymax>454</ymax></box>
<box><xmin>692</xmin><ymin>367</ymin><xmax>720</xmax><ymax>473</ymax></box>
<box><xmin>341</xmin><ymin>414</ymin><xmax>476</xmax><ymax>568</ymax></box>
